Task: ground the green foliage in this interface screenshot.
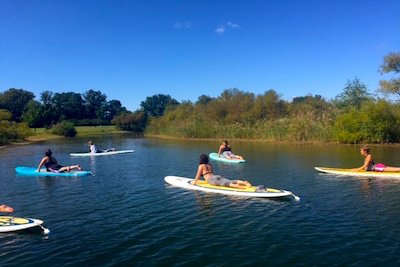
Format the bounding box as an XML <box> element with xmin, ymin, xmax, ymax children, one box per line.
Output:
<box><xmin>334</xmin><ymin>100</ymin><xmax>400</xmax><ymax>143</ymax></box>
<box><xmin>50</xmin><ymin>121</ymin><xmax>77</xmax><ymax>137</ymax></box>
<box><xmin>22</xmin><ymin>100</ymin><xmax>44</xmax><ymax>128</ymax></box>
<box><xmin>0</xmin><ymin>109</ymin><xmax>12</xmax><ymax>121</ymax></box>
<box><xmin>112</xmin><ymin>111</ymin><xmax>148</xmax><ymax>132</ymax></box>
<box><xmin>0</xmin><ymin>88</ymin><xmax>35</xmax><ymax>121</ymax></box>
<box><xmin>0</xmin><ymin>120</ymin><xmax>32</xmax><ymax>145</ymax></box>
<box><xmin>140</xmin><ymin>94</ymin><xmax>180</xmax><ymax>117</ymax></box>
<box><xmin>334</xmin><ymin>78</ymin><xmax>372</xmax><ymax>109</ymax></box>
<box><xmin>379</xmin><ymin>52</ymin><xmax>400</xmax><ymax>97</ymax></box>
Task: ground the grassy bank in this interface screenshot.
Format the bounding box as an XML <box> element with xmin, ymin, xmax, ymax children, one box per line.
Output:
<box><xmin>26</xmin><ymin>125</ymin><xmax>126</xmax><ymax>142</ymax></box>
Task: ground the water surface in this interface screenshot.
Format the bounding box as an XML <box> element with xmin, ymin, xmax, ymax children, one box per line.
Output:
<box><xmin>0</xmin><ymin>137</ymin><xmax>399</xmax><ymax>266</ymax></box>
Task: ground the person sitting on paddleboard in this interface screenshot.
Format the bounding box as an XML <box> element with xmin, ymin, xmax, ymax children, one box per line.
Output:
<box><xmin>37</xmin><ymin>149</ymin><xmax>82</xmax><ymax>173</ymax></box>
<box><xmin>217</xmin><ymin>140</ymin><xmax>244</xmax><ymax>160</ymax></box>
<box><xmin>192</xmin><ymin>154</ymin><xmax>252</xmax><ymax>189</ymax></box>
<box><xmin>88</xmin><ymin>141</ymin><xmax>115</xmax><ymax>154</ymax></box>
<box><xmin>0</xmin><ymin>204</ymin><xmax>13</xmax><ymax>213</ymax></box>
<box><xmin>353</xmin><ymin>146</ymin><xmax>400</xmax><ymax>172</ymax></box>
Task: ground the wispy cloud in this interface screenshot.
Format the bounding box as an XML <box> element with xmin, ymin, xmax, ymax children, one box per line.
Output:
<box><xmin>215</xmin><ymin>26</ymin><xmax>225</xmax><ymax>34</ymax></box>
<box><xmin>215</xmin><ymin>22</ymin><xmax>240</xmax><ymax>34</ymax></box>
<box><xmin>174</xmin><ymin>21</ymin><xmax>192</xmax><ymax>29</ymax></box>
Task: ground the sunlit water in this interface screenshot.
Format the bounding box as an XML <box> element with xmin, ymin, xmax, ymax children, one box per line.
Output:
<box><xmin>0</xmin><ymin>136</ymin><xmax>399</xmax><ymax>266</ymax></box>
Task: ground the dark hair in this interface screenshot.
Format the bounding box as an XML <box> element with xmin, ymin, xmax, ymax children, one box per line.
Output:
<box><xmin>224</xmin><ymin>140</ymin><xmax>228</xmax><ymax>145</ymax></box>
<box><xmin>199</xmin><ymin>154</ymin><xmax>209</xmax><ymax>164</ymax></box>
<box><xmin>45</xmin><ymin>149</ymin><xmax>52</xmax><ymax>157</ymax></box>
<box><xmin>361</xmin><ymin>146</ymin><xmax>370</xmax><ymax>154</ymax></box>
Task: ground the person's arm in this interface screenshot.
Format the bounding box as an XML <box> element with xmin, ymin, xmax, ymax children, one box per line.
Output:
<box><xmin>37</xmin><ymin>157</ymin><xmax>46</xmax><ymax>172</ymax></box>
<box><xmin>353</xmin><ymin>154</ymin><xmax>371</xmax><ymax>171</ymax></box>
<box><xmin>192</xmin><ymin>165</ymin><xmax>203</xmax><ymax>185</ymax></box>
<box><xmin>218</xmin><ymin>145</ymin><xmax>223</xmax><ymax>156</ymax></box>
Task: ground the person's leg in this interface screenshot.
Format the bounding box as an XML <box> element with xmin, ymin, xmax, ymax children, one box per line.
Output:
<box><xmin>383</xmin><ymin>166</ymin><xmax>400</xmax><ymax>172</ymax></box>
<box><xmin>59</xmin><ymin>165</ymin><xmax>81</xmax><ymax>172</ymax></box>
<box><xmin>236</xmin><ymin>180</ymin><xmax>251</xmax><ymax>187</ymax></box>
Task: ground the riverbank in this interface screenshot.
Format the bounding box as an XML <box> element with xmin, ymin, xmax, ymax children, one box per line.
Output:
<box><xmin>25</xmin><ymin>125</ymin><xmax>128</xmax><ymax>143</ymax></box>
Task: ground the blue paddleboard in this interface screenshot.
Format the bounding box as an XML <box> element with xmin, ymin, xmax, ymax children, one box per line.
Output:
<box><xmin>15</xmin><ymin>166</ymin><xmax>92</xmax><ymax>177</ymax></box>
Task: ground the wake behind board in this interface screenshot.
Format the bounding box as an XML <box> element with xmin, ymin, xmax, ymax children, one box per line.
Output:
<box><xmin>70</xmin><ymin>149</ymin><xmax>134</xmax><ymax>157</ymax></box>
<box><xmin>0</xmin><ymin>216</ymin><xmax>49</xmax><ymax>233</ymax></box>
<box><xmin>15</xmin><ymin>166</ymin><xmax>92</xmax><ymax>177</ymax></box>
<box><xmin>209</xmin><ymin>152</ymin><xmax>246</xmax><ymax>163</ymax></box>
<box><xmin>164</xmin><ymin>176</ymin><xmax>299</xmax><ymax>200</ymax></box>
<box><xmin>315</xmin><ymin>167</ymin><xmax>400</xmax><ymax>178</ymax></box>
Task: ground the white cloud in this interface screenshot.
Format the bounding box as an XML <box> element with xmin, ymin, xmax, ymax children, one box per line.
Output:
<box><xmin>227</xmin><ymin>22</ymin><xmax>240</xmax><ymax>28</ymax></box>
<box><xmin>215</xmin><ymin>26</ymin><xmax>225</xmax><ymax>34</ymax></box>
<box><xmin>174</xmin><ymin>21</ymin><xmax>192</xmax><ymax>29</ymax></box>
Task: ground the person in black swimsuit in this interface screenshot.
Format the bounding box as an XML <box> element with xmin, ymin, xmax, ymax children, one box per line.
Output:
<box><xmin>37</xmin><ymin>149</ymin><xmax>82</xmax><ymax>173</ymax></box>
<box><xmin>217</xmin><ymin>140</ymin><xmax>244</xmax><ymax>160</ymax></box>
<box><xmin>193</xmin><ymin>154</ymin><xmax>252</xmax><ymax>189</ymax></box>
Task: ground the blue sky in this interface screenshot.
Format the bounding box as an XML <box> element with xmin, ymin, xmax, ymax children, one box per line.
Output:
<box><xmin>1</xmin><ymin>0</ymin><xmax>399</xmax><ymax>111</ymax></box>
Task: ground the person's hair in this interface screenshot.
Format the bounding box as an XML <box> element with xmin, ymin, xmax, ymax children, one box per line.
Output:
<box><xmin>361</xmin><ymin>146</ymin><xmax>370</xmax><ymax>154</ymax></box>
<box><xmin>88</xmin><ymin>141</ymin><xmax>93</xmax><ymax>145</ymax></box>
<box><xmin>223</xmin><ymin>140</ymin><xmax>228</xmax><ymax>145</ymax></box>
<box><xmin>45</xmin><ymin>149</ymin><xmax>52</xmax><ymax>157</ymax></box>
<box><xmin>199</xmin><ymin>154</ymin><xmax>209</xmax><ymax>164</ymax></box>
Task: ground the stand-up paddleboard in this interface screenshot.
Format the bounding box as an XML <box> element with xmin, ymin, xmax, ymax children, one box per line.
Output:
<box><xmin>209</xmin><ymin>152</ymin><xmax>246</xmax><ymax>163</ymax></box>
<box><xmin>315</xmin><ymin>167</ymin><xmax>400</xmax><ymax>178</ymax></box>
<box><xmin>0</xmin><ymin>216</ymin><xmax>50</xmax><ymax>234</ymax></box>
<box><xmin>164</xmin><ymin>176</ymin><xmax>300</xmax><ymax>200</ymax></box>
<box><xmin>15</xmin><ymin>166</ymin><xmax>92</xmax><ymax>177</ymax></box>
<box><xmin>70</xmin><ymin>149</ymin><xmax>134</xmax><ymax>157</ymax></box>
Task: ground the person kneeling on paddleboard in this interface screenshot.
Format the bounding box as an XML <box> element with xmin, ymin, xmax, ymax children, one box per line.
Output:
<box><xmin>37</xmin><ymin>149</ymin><xmax>82</xmax><ymax>173</ymax></box>
<box><xmin>217</xmin><ymin>140</ymin><xmax>244</xmax><ymax>160</ymax></box>
<box><xmin>0</xmin><ymin>204</ymin><xmax>13</xmax><ymax>213</ymax></box>
<box><xmin>353</xmin><ymin>146</ymin><xmax>400</xmax><ymax>172</ymax></box>
<box><xmin>193</xmin><ymin>154</ymin><xmax>252</xmax><ymax>189</ymax></box>
<box><xmin>88</xmin><ymin>141</ymin><xmax>115</xmax><ymax>154</ymax></box>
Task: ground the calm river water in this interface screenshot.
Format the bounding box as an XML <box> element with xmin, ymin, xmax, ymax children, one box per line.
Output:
<box><xmin>0</xmin><ymin>135</ymin><xmax>399</xmax><ymax>266</ymax></box>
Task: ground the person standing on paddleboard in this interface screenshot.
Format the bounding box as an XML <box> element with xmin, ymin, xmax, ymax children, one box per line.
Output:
<box><xmin>37</xmin><ymin>149</ymin><xmax>82</xmax><ymax>173</ymax></box>
<box><xmin>218</xmin><ymin>140</ymin><xmax>244</xmax><ymax>160</ymax></box>
<box><xmin>353</xmin><ymin>146</ymin><xmax>400</xmax><ymax>172</ymax></box>
<box><xmin>0</xmin><ymin>204</ymin><xmax>13</xmax><ymax>213</ymax></box>
<box><xmin>193</xmin><ymin>154</ymin><xmax>252</xmax><ymax>189</ymax></box>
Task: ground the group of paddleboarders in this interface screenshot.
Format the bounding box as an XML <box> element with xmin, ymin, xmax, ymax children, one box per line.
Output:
<box><xmin>353</xmin><ymin>146</ymin><xmax>400</xmax><ymax>172</ymax></box>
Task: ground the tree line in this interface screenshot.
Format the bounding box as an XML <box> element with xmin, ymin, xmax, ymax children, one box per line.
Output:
<box><xmin>145</xmin><ymin>52</ymin><xmax>400</xmax><ymax>144</ymax></box>
<box><xmin>0</xmin><ymin>52</ymin><xmax>399</xmax><ymax>144</ymax></box>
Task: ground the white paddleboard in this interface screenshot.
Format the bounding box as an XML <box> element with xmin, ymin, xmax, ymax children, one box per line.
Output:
<box><xmin>70</xmin><ymin>149</ymin><xmax>134</xmax><ymax>157</ymax></box>
<box><xmin>164</xmin><ymin>176</ymin><xmax>299</xmax><ymax>200</ymax></box>
<box><xmin>0</xmin><ymin>216</ymin><xmax>47</xmax><ymax>233</ymax></box>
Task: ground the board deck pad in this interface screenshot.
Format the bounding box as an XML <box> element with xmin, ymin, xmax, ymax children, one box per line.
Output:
<box><xmin>315</xmin><ymin>167</ymin><xmax>400</xmax><ymax>178</ymax></box>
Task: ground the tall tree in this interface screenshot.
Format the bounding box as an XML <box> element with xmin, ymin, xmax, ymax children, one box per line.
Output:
<box><xmin>379</xmin><ymin>52</ymin><xmax>400</xmax><ymax>97</ymax></box>
<box><xmin>83</xmin><ymin>89</ymin><xmax>107</xmax><ymax>119</ymax></box>
<box><xmin>334</xmin><ymin>78</ymin><xmax>372</xmax><ymax>109</ymax></box>
<box><xmin>22</xmin><ymin>100</ymin><xmax>44</xmax><ymax>128</ymax></box>
<box><xmin>52</xmin><ymin>92</ymin><xmax>85</xmax><ymax>120</ymax></box>
<box><xmin>0</xmin><ymin>88</ymin><xmax>35</xmax><ymax>121</ymax></box>
<box><xmin>140</xmin><ymin>94</ymin><xmax>179</xmax><ymax>117</ymax></box>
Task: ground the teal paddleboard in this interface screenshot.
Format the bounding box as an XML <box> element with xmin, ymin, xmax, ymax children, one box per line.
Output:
<box><xmin>209</xmin><ymin>152</ymin><xmax>246</xmax><ymax>163</ymax></box>
<box><xmin>15</xmin><ymin>166</ymin><xmax>92</xmax><ymax>177</ymax></box>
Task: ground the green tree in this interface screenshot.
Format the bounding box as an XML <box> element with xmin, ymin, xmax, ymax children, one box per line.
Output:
<box><xmin>140</xmin><ymin>94</ymin><xmax>179</xmax><ymax>117</ymax></box>
<box><xmin>196</xmin><ymin>95</ymin><xmax>214</xmax><ymax>105</ymax></box>
<box><xmin>379</xmin><ymin>52</ymin><xmax>400</xmax><ymax>97</ymax></box>
<box><xmin>22</xmin><ymin>100</ymin><xmax>44</xmax><ymax>128</ymax></box>
<box><xmin>334</xmin><ymin>78</ymin><xmax>372</xmax><ymax>109</ymax></box>
<box><xmin>0</xmin><ymin>88</ymin><xmax>35</xmax><ymax>121</ymax></box>
<box><xmin>83</xmin><ymin>89</ymin><xmax>108</xmax><ymax>119</ymax></box>
<box><xmin>112</xmin><ymin>111</ymin><xmax>148</xmax><ymax>132</ymax></box>
<box><xmin>52</xmin><ymin>92</ymin><xmax>85</xmax><ymax>120</ymax></box>
<box><xmin>0</xmin><ymin>109</ymin><xmax>12</xmax><ymax>121</ymax></box>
